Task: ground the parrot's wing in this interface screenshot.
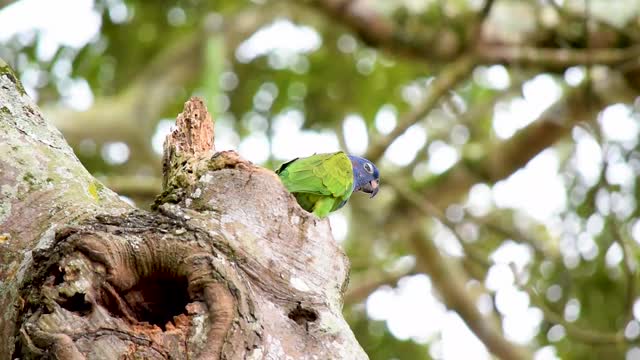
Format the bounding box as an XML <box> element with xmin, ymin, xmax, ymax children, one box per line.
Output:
<box><xmin>314</xmin><ymin>152</ymin><xmax>354</xmax><ymax>198</ymax></box>
<box><xmin>277</xmin><ymin>152</ymin><xmax>353</xmax><ymax>197</ymax></box>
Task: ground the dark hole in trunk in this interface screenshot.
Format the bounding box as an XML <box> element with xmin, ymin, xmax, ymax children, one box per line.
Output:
<box><xmin>59</xmin><ymin>293</ymin><xmax>92</xmax><ymax>316</ymax></box>
<box><xmin>288</xmin><ymin>303</ymin><xmax>318</xmax><ymax>326</ymax></box>
<box><xmin>101</xmin><ymin>274</ymin><xmax>190</xmax><ymax>331</ymax></box>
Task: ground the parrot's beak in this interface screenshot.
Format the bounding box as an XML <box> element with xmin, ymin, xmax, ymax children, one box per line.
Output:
<box><xmin>362</xmin><ymin>179</ymin><xmax>379</xmax><ymax>198</ymax></box>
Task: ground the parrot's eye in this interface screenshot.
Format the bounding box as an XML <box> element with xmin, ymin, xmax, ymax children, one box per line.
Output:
<box><xmin>363</xmin><ymin>162</ymin><xmax>374</xmax><ymax>174</ymax></box>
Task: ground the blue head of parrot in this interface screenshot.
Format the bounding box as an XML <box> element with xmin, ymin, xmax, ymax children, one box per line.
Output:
<box><xmin>348</xmin><ymin>155</ymin><xmax>380</xmax><ymax>198</ymax></box>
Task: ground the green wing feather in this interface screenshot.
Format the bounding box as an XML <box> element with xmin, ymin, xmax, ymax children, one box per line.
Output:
<box><xmin>276</xmin><ymin>152</ymin><xmax>354</xmax><ymax>217</ymax></box>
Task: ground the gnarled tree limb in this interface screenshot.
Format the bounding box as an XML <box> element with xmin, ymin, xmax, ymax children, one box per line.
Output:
<box><xmin>305</xmin><ymin>0</ymin><xmax>640</xmax><ymax>71</ymax></box>
<box><xmin>1</xmin><ymin>63</ymin><xmax>367</xmax><ymax>358</ymax></box>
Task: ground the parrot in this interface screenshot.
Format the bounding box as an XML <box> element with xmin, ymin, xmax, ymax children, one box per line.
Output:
<box><xmin>275</xmin><ymin>151</ymin><xmax>380</xmax><ymax>218</ymax></box>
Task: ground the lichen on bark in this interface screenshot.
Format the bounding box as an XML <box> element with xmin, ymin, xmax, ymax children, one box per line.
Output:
<box><xmin>0</xmin><ymin>59</ymin><xmax>27</xmax><ymax>96</ymax></box>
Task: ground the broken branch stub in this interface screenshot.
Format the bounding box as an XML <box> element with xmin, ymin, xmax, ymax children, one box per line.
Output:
<box><xmin>162</xmin><ymin>97</ymin><xmax>215</xmax><ymax>189</ymax></box>
<box><xmin>16</xmin><ymin>97</ymin><xmax>367</xmax><ymax>359</ymax></box>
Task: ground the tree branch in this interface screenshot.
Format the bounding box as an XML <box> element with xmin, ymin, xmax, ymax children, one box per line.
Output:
<box><xmin>43</xmin><ymin>6</ymin><xmax>281</xmax><ymax>167</ymax></box>
<box><xmin>476</xmin><ymin>45</ymin><xmax>640</xmax><ymax>69</ymax></box>
<box><xmin>405</xmin><ymin>75</ymin><xmax>528</xmax><ymax>172</ymax></box>
<box><xmin>406</xmin><ymin>84</ymin><xmax>599</xmax><ymax>210</ymax></box>
<box><xmin>1</xmin><ymin>70</ymin><xmax>369</xmax><ymax>358</ymax></box>
<box><xmin>305</xmin><ymin>0</ymin><xmax>461</xmax><ymax>61</ymax></box>
<box><xmin>366</xmin><ymin>55</ymin><xmax>476</xmax><ymax>162</ymax></box>
<box><xmin>0</xmin><ymin>0</ymin><xmax>16</xmax><ymax>10</ymax></box>
<box><xmin>480</xmin><ymin>0</ymin><xmax>496</xmax><ymax>19</ymax></box>
<box><xmin>390</xmin><ymin>173</ymin><xmax>623</xmax><ymax>350</ymax></box>
<box><xmin>344</xmin><ymin>267</ymin><xmax>417</xmax><ymax>305</ymax></box>
<box><xmin>382</xmin><ymin>176</ymin><xmax>528</xmax><ymax>359</ymax></box>
<box><xmin>612</xmin><ymin>219</ymin><xmax>638</xmax><ymax>325</ymax></box>
<box><xmin>305</xmin><ymin>0</ymin><xmax>640</xmax><ymax>71</ymax></box>
<box><xmin>409</xmin><ymin>228</ymin><xmax>529</xmax><ymax>360</ymax></box>
<box><xmin>544</xmin><ymin>0</ymin><xmax>639</xmax><ymax>40</ymax></box>
<box><xmin>511</xmin><ymin>265</ymin><xmax>625</xmax><ymax>345</ymax></box>
<box><xmin>44</xmin><ymin>32</ymin><xmax>206</xmax><ymax>165</ymax></box>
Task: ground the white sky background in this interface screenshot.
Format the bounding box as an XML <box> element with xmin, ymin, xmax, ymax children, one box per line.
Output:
<box><xmin>2</xmin><ymin>1</ymin><xmax>639</xmax><ymax>359</ymax></box>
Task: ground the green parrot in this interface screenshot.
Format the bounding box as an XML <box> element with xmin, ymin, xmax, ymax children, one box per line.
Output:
<box><xmin>276</xmin><ymin>151</ymin><xmax>380</xmax><ymax>218</ymax></box>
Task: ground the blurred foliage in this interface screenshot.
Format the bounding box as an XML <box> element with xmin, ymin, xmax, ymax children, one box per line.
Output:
<box><xmin>3</xmin><ymin>0</ymin><xmax>640</xmax><ymax>359</ymax></box>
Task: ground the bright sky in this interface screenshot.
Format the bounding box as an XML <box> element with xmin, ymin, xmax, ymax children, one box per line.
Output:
<box><xmin>2</xmin><ymin>1</ymin><xmax>638</xmax><ymax>359</ymax></box>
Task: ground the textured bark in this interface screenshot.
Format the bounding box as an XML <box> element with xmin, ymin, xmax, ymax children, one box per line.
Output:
<box><xmin>0</xmin><ymin>62</ymin><xmax>366</xmax><ymax>359</ymax></box>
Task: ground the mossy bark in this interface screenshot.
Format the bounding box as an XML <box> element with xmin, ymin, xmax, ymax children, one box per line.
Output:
<box><xmin>0</xmin><ymin>64</ymin><xmax>367</xmax><ymax>359</ymax></box>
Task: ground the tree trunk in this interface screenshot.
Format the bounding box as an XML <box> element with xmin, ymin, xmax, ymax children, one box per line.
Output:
<box><xmin>0</xmin><ymin>61</ymin><xmax>367</xmax><ymax>359</ymax></box>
